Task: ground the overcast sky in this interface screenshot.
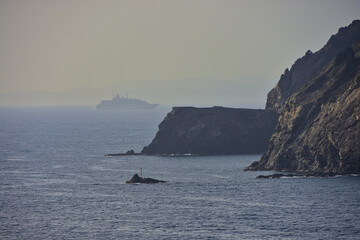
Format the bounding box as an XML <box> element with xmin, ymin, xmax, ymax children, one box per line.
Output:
<box><xmin>1</xmin><ymin>0</ymin><xmax>360</xmax><ymax>107</ymax></box>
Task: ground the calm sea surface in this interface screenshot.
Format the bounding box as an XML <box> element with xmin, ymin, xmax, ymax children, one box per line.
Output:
<box><xmin>1</xmin><ymin>107</ymin><xmax>359</xmax><ymax>239</ymax></box>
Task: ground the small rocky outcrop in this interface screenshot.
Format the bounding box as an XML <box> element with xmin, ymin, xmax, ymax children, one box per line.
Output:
<box><xmin>125</xmin><ymin>149</ymin><xmax>135</xmax><ymax>155</ymax></box>
<box><xmin>247</xmin><ymin>41</ymin><xmax>360</xmax><ymax>175</ymax></box>
<box><xmin>266</xmin><ymin>19</ymin><xmax>360</xmax><ymax>113</ymax></box>
<box><xmin>105</xmin><ymin>149</ymin><xmax>139</xmax><ymax>156</ymax></box>
<box><xmin>141</xmin><ymin>107</ymin><xmax>279</xmax><ymax>155</ymax></box>
<box><xmin>256</xmin><ymin>173</ymin><xmax>302</xmax><ymax>179</ymax></box>
<box><xmin>125</xmin><ymin>174</ymin><xmax>166</xmax><ymax>184</ymax></box>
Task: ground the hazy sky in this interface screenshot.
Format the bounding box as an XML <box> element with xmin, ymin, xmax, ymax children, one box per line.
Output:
<box><xmin>1</xmin><ymin>0</ymin><xmax>360</xmax><ymax>107</ymax></box>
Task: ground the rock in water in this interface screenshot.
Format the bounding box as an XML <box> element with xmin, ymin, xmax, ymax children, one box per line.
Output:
<box><xmin>105</xmin><ymin>149</ymin><xmax>139</xmax><ymax>156</ymax></box>
<box><xmin>247</xmin><ymin>41</ymin><xmax>360</xmax><ymax>175</ymax></box>
<box><xmin>141</xmin><ymin>107</ymin><xmax>278</xmax><ymax>155</ymax></box>
<box><xmin>256</xmin><ymin>173</ymin><xmax>302</xmax><ymax>179</ymax></box>
<box><xmin>125</xmin><ymin>149</ymin><xmax>135</xmax><ymax>155</ymax></box>
<box><xmin>125</xmin><ymin>174</ymin><xmax>166</xmax><ymax>184</ymax></box>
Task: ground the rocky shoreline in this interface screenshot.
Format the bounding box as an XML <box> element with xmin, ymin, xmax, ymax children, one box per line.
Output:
<box><xmin>247</xmin><ymin>40</ymin><xmax>360</xmax><ymax>174</ymax></box>
<box><xmin>255</xmin><ymin>172</ymin><xmax>360</xmax><ymax>179</ymax></box>
<box><xmin>247</xmin><ymin>20</ymin><xmax>360</xmax><ymax>175</ymax></box>
<box><xmin>108</xmin><ymin>20</ymin><xmax>360</xmax><ymax>176</ymax></box>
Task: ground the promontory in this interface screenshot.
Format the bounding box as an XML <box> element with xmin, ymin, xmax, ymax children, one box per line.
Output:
<box><xmin>137</xmin><ymin>20</ymin><xmax>360</xmax><ymax>175</ymax></box>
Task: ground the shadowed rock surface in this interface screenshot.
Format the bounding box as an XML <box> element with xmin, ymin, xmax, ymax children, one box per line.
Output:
<box><xmin>247</xmin><ymin>41</ymin><xmax>360</xmax><ymax>174</ymax></box>
<box><xmin>266</xmin><ymin>19</ymin><xmax>360</xmax><ymax>113</ymax></box>
<box><xmin>141</xmin><ymin>107</ymin><xmax>279</xmax><ymax>155</ymax></box>
<box><xmin>125</xmin><ymin>174</ymin><xmax>166</xmax><ymax>184</ymax></box>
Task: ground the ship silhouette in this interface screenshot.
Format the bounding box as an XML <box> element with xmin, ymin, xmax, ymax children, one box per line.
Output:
<box><xmin>94</xmin><ymin>94</ymin><xmax>158</xmax><ymax>110</ymax></box>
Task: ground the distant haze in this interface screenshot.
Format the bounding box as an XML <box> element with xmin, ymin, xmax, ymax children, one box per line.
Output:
<box><xmin>1</xmin><ymin>0</ymin><xmax>360</xmax><ymax>107</ymax></box>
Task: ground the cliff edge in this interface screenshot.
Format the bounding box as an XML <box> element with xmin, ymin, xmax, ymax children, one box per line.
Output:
<box><xmin>246</xmin><ymin>42</ymin><xmax>360</xmax><ymax>174</ymax></box>
<box><xmin>141</xmin><ymin>107</ymin><xmax>279</xmax><ymax>155</ymax></box>
<box><xmin>266</xmin><ymin>19</ymin><xmax>360</xmax><ymax>113</ymax></box>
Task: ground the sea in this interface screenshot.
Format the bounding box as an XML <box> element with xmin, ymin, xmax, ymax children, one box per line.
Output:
<box><xmin>0</xmin><ymin>106</ymin><xmax>359</xmax><ymax>240</ymax></box>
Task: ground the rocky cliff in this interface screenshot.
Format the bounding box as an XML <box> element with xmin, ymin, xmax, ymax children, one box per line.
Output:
<box><xmin>246</xmin><ymin>42</ymin><xmax>360</xmax><ymax>174</ymax></box>
<box><xmin>141</xmin><ymin>107</ymin><xmax>279</xmax><ymax>155</ymax></box>
<box><xmin>266</xmin><ymin>19</ymin><xmax>360</xmax><ymax>113</ymax></box>
<box><xmin>139</xmin><ymin>20</ymin><xmax>360</xmax><ymax>162</ymax></box>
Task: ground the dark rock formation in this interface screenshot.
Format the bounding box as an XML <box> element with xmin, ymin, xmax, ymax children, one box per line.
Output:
<box><xmin>125</xmin><ymin>174</ymin><xmax>166</xmax><ymax>184</ymax></box>
<box><xmin>247</xmin><ymin>41</ymin><xmax>360</xmax><ymax>175</ymax></box>
<box><xmin>126</xmin><ymin>149</ymin><xmax>135</xmax><ymax>155</ymax></box>
<box><xmin>266</xmin><ymin>19</ymin><xmax>360</xmax><ymax>113</ymax></box>
<box><xmin>256</xmin><ymin>173</ymin><xmax>302</xmax><ymax>179</ymax></box>
<box><xmin>256</xmin><ymin>172</ymin><xmax>341</xmax><ymax>178</ymax></box>
<box><xmin>105</xmin><ymin>149</ymin><xmax>139</xmax><ymax>156</ymax></box>
<box><xmin>141</xmin><ymin>107</ymin><xmax>279</xmax><ymax>155</ymax></box>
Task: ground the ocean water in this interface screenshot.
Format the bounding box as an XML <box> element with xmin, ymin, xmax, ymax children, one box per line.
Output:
<box><xmin>0</xmin><ymin>107</ymin><xmax>359</xmax><ymax>240</ymax></box>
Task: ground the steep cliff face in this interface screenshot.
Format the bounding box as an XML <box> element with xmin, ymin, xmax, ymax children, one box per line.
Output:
<box><xmin>247</xmin><ymin>42</ymin><xmax>360</xmax><ymax>174</ymax></box>
<box><xmin>141</xmin><ymin>107</ymin><xmax>279</xmax><ymax>155</ymax></box>
<box><xmin>266</xmin><ymin>19</ymin><xmax>360</xmax><ymax>113</ymax></box>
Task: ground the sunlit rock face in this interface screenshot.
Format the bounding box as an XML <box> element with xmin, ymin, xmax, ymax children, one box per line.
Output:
<box><xmin>247</xmin><ymin>42</ymin><xmax>360</xmax><ymax>174</ymax></box>
<box><xmin>266</xmin><ymin>20</ymin><xmax>360</xmax><ymax>113</ymax></box>
<box><xmin>141</xmin><ymin>107</ymin><xmax>279</xmax><ymax>155</ymax></box>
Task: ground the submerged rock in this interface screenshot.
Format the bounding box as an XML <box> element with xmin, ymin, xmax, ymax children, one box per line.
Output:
<box><xmin>256</xmin><ymin>173</ymin><xmax>302</xmax><ymax>179</ymax></box>
<box><xmin>105</xmin><ymin>149</ymin><xmax>139</xmax><ymax>156</ymax></box>
<box><xmin>125</xmin><ymin>174</ymin><xmax>166</xmax><ymax>184</ymax></box>
<box><xmin>256</xmin><ymin>172</ymin><xmax>344</xmax><ymax>178</ymax></box>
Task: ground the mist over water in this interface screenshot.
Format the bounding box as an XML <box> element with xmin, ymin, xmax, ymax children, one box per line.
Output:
<box><xmin>1</xmin><ymin>1</ymin><xmax>360</xmax><ymax>107</ymax></box>
<box><xmin>1</xmin><ymin>1</ymin><xmax>360</xmax><ymax>238</ymax></box>
<box><xmin>0</xmin><ymin>77</ymin><xmax>273</xmax><ymax>109</ymax></box>
<box><xmin>1</xmin><ymin>107</ymin><xmax>359</xmax><ymax>239</ymax></box>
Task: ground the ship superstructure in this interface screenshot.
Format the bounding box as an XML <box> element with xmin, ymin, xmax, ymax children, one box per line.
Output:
<box><xmin>94</xmin><ymin>94</ymin><xmax>158</xmax><ymax>110</ymax></box>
